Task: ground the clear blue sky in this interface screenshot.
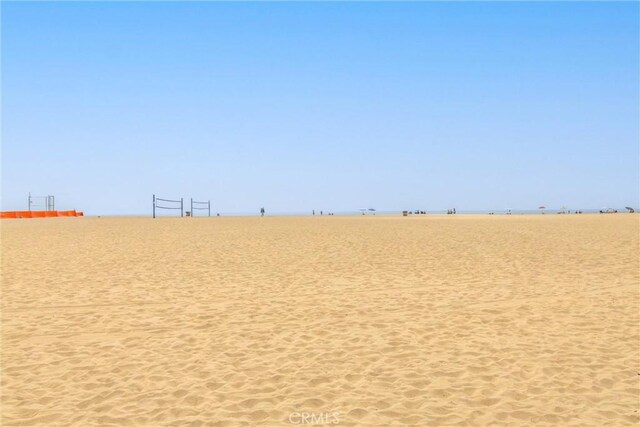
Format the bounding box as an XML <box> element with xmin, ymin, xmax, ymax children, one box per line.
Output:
<box><xmin>2</xmin><ymin>2</ymin><xmax>638</xmax><ymax>215</ymax></box>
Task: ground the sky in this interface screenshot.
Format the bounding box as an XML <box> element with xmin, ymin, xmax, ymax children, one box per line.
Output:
<box><xmin>2</xmin><ymin>2</ymin><xmax>638</xmax><ymax>215</ymax></box>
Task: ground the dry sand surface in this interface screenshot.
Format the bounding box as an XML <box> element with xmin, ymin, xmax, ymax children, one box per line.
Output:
<box><xmin>1</xmin><ymin>214</ymin><xmax>639</xmax><ymax>426</ymax></box>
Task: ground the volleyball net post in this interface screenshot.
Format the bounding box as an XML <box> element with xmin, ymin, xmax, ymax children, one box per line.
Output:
<box><xmin>28</xmin><ymin>192</ymin><xmax>55</xmax><ymax>211</ymax></box>
<box><xmin>190</xmin><ymin>198</ymin><xmax>211</xmax><ymax>217</ymax></box>
<box><xmin>153</xmin><ymin>194</ymin><xmax>184</xmax><ymax>218</ymax></box>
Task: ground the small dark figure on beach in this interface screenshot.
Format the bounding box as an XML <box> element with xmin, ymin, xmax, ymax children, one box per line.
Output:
<box><xmin>320</xmin><ymin>211</ymin><xmax>323</xmax><ymax>215</ymax></box>
<box><xmin>260</xmin><ymin>207</ymin><xmax>265</xmax><ymax>217</ymax></box>
<box><xmin>313</xmin><ymin>210</ymin><xmax>315</xmax><ymax>215</ymax></box>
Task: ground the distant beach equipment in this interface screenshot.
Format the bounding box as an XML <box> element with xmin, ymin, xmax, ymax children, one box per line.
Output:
<box><xmin>28</xmin><ymin>192</ymin><xmax>55</xmax><ymax>212</ymax></box>
<box><xmin>153</xmin><ymin>194</ymin><xmax>184</xmax><ymax>218</ymax></box>
<box><xmin>190</xmin><ymin>198</ymin><xmax>211</xmax><ymax>217</ymax></box>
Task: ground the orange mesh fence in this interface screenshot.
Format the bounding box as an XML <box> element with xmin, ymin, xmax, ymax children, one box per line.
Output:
<box><xmin>1</xmin><ymin>210</ymin><xmax>83</xmax><ymax>219</ymax></box>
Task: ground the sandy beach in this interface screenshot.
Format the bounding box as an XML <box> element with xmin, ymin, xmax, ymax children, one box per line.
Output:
<box><xmin>1</xmin><ymin>214</ymin><xmax>638</xmax><ymax>426</ymax></box>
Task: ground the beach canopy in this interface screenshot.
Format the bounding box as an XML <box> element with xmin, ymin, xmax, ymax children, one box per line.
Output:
<box><xmin>538</xmin><ymin>206</ymin><xmax>546</xmax><ymax>209</ymax></box>
<box><xmin>625</xmin><ymin>207</ymin><xmax>635</xmax><ymax>212</ymax></box>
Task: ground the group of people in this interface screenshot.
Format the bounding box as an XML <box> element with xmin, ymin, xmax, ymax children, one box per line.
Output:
<box><xmin>260</xmin><ymin>208</ymin><xmax>335</xmax><ymax>216</ymax></box>
<box><xmin>313</xmin><ymin>210</ymin><xmax>335</xmax><ymax>216</ymax></box>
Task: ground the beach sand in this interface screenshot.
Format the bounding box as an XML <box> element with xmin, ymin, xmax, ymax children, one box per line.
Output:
<box><xmin>1</xmin><ymin>214</ymin><xmax>638</xmax><ymax>426</ymax></box>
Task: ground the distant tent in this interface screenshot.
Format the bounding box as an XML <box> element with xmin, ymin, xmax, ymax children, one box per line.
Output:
<box><xmin>625</xmin><ymin>207</ymin><xmax>635</xmax><ymax>213</ymax></box>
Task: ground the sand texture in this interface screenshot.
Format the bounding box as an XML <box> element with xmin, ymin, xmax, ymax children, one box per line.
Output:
<box><xmin>1</xmin><ymin>215</ymin><xmax>639</xmax><ymax>426</ymax></box>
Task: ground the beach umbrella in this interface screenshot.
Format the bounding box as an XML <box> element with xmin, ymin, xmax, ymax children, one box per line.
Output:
<box><xmin>368</xmin><ymin>208</ymin><xmax>376</xmax><ymax>212</ymax></box>
<box><xmin>625</xmin><ymin>207</ymin><xmax>635</xmax><ymax>212</ymax></box>
<box><xmin>538</xmin><ymin>206</ymin><xmax>545</xmax><ymax>209</ymax></box>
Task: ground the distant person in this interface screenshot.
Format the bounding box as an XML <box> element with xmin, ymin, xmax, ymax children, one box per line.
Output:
<box><xmin>260</xmin><ymin>207</ymin><xmax>265</xmax><ymax>217</ymax></box>
<box><xmin>313</xmin><ymin>210</ymin><xmax>315</xmax><ymax>216</ymax></box>
<box><xmin>320</xmin><ymin>211</ymin><xmax>323</xmax><ymax>215</ymax></box>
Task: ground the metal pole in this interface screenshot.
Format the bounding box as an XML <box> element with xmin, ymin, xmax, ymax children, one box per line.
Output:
<box><xmin>191</xmin><ymin>198</ymin><xmax>193</xmax><ymax>218</ymax></box>
<box><xmin>28</xmin><ymin>192</ymin><xmax>31</xmax><ymax>211</ymax></box>
<box><xmin>208</xmin><ymin>200</ymin><xmax>211</xmax><ymax>217</ymax></box>
<box><xmin>181</xmin><ymin>198</ymin><xmax>184</xmax><ymax>217</ymax></box>
<box><xmin>153</xmin><ymin>194</ymin><xmax>156</xmax><ymax>218</ymax></box>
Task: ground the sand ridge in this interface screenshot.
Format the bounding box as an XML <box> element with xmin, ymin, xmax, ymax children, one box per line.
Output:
<box><xmin>1</xmin><ymin>215</ymin><xmax>639</xmax><ymax>426</ymax></box>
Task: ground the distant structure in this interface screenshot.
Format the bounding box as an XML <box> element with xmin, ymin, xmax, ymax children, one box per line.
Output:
<box><xmin>190</xmin><ymin>198</ymin><xmax>211</xmax><ymax>217</ymax></box>
<box><xmin>153</xmin><ymin>194</ymin><xmax>184</xmax><ymax>218</ymax></box>
<box><xmin>28</xmin><ymin>192</ymin><xmax>55</xmax><ymax>211</ymax></box>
